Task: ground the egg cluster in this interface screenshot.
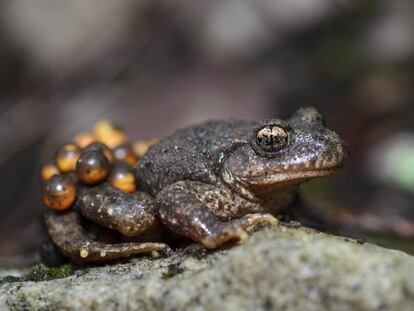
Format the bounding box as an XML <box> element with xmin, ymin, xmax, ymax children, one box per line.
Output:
<box><xmin>41</xmin><ymin>120</ymin><xmax>157</xmax><ymax>211</ymax></box>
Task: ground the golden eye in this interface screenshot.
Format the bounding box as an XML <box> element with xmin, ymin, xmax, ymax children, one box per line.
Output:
<box><xmin>256</xmin><ymin>124</ymin><xmax>288</xmax><ymax>152</ymax></box>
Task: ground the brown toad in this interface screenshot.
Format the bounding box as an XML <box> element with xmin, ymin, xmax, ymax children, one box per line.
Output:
<box><xmin>45</xmin><ymin>107</ymin><xmax>346</xmax><ymax>263</ymax></box>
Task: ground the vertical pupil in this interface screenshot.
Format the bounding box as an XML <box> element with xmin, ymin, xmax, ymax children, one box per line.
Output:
<box><xmin>265</xmin><ymin>133</ymin><xmax>273</xmax><ymax>146</ymax></box>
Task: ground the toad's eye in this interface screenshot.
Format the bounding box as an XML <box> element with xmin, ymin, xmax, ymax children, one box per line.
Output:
<box><xmin>256</xmin><ymin>124</ymin><xmax>288</xmax><ymax>152</ymax></box>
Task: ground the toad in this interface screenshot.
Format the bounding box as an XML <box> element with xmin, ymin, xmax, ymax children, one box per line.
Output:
<box><xmin>43</xmin><ymin>107</ymin><xmax>346</xmax><ymax>263</ymax></box>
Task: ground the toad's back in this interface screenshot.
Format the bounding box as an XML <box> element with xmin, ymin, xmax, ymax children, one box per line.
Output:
<box><xmin>136</xmin><ymin>120</ymin><xmax>253</xmax><ymax>196</ymax></box>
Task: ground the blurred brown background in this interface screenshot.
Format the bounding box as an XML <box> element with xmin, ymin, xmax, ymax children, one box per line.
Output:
<box><xmin>0</xmin><ymin>0</ymin><xmax>414</xmax><ymax>258</ymax></box>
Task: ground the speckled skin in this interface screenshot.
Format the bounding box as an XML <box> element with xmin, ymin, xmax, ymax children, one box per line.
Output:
<box><xmin>46</xmin><ymin>107</ymin><xmax>346</xmax><ymax>263</ymax></box>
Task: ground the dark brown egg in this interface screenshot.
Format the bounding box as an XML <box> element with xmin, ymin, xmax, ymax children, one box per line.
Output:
<box><xmin>76</xmin><ymin>150</ymin><xmax>110</xmax><ymax>185</ymax></box>
<box><xmin>94</xmin><ymin>120</ymin><xmax>128</xmax><ymax>149</ymax></box>
<box><xmin>109</xmin><ymin>162</ymin><xmax>136</xmax><ymax>193</ymax></box>
<box><xmin>41</xmin><ymin>163</ymin><xmax>60</xmax><ymax>181</ymax></box>
<box><xmin>43</xmin><ymin>175</ymin><xmax>77</xmax><ymax>211</ymax></box>
<box><xmin>84</xmin><ymin>142</ymin><xmax>115</xmax><ymax>164</ymax></box>
<box><xmin>113</xmin><ymin>144</ymin><xmax>137</xmax><ymax>166</ymax></box>
<box><xmin>74</xmin><ymin>133</ymin><xmax>96</xmax><ymax>149</ymax></box>
<box><xmin>55</xmin><ymin>144</ymin><xmax>81</xmax><ymax>173</ymax></box>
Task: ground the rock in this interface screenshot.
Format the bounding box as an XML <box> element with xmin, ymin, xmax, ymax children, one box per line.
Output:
<box><xmin>1</xmin><ymin>226</ymin><xmax>414</xmax><ymax>310</ymax></box>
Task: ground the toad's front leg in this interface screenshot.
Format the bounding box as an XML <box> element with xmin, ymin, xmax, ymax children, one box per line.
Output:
<box><xmin>156</xmin><ymin>181</ymin><xmax>279</xmax><ymax>249</ymax></box>
<box><xmin>78</xmin><ymin>183</ymin><xmax>161</xmax><ymax>238</ymax></box>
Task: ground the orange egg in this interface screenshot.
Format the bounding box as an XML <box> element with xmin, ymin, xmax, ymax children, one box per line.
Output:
<box><xmin>74</xmin><ymin>133</ymin><xmax>96</xmax><ymax>149</ymax></box>
<box><xmin>84</xmin><ymin>142</ymin><xmax>115</xmax><ymax>164</ymax></box>
<box><xmin>113</xmin><ymin>144</ymin><xmax>137</xmax><ymax>166</ymax></box>
<box><xmin>76</xmin><ymin>150</ymin><xmax>110</xmax><ymax>185</ymax></box>
<box><xmin>55</xmin><ymin>144</ymin><xmax>81</xmax><ymax>173</ymax></box>
<box><xmin>43</xmin><ymin>175</ymin><xmax>77</xmax><ymax>211</ymax></box>
<box><xmin>132</xmin><ymin>138</ymin><xmax>159</xmax><ymax>159</ymax></box>
<box><xmin>94</xmin><ymin>120</ymin><xmax>128</xmax><ymax>149</ymax></box>
<box><xmin>41</xmin><ymin>163</ymin><xmax>60</xmax><ymax>182</ymax></box>
<box><xmin>103</xmin><ymin>131</ymin><xmax>128</xmax><ymax>149</ymax></box>
<box><xmin>93</xmin><ymin>119</ymin><xmax>115</xmax><ymax>137</ymax></box>
<box><xmin>109</xmin><ymin>163</ymin><xmax>136</xmax><ymax>193</ymax></box>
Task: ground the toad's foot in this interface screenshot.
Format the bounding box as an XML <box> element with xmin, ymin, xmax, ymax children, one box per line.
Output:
<box><xmin>233</xmin><ymin>213</ymin><xmax>279</xmax><ymax>234</ymax></box>
<box><xmin>45</xmin><ymin>209</ymin><xmax>171</xmax><ymax>264</ymax></box>
<box><xmin>202</xmin><ymin>213</ymin><xmax>279</xmax><ymax>249</ymax></box>
<box><xmin>201</xmin><ymin>227</ymin><xmax>249</xmax><ymax>250</ymax></box>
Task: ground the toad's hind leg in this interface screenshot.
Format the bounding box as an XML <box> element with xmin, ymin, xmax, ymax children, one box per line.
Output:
<box><xmin>156</xmin><ymin>182</ymin><xmax>279</xmax><ymax>249</ymax></box>
<box><xmin>45</xmin><ymin>209</ymin><xmax>171</xmax><ymax>264</ymax></box>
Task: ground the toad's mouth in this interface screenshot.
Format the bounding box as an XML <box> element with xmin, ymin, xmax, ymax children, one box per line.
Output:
<box><xmin>240</xmin><ymin>166</ymin><xmax>341</xmax><ymax>190</ymax></box>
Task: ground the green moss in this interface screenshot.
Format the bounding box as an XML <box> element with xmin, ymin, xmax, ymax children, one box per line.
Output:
<box><xmin>28</xmin><ymin>264</ymin><xmax>74</xmax><ymax>282</ymax></box>
<box><xmin>0</xmin><ymin>264</ymin><xmax>75</xmax><ymax>286</ymax></box>
<box><xmin>0</xmin><ymin>275</ymin><xmax>24</xmax><ymax>285</ymax></box>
